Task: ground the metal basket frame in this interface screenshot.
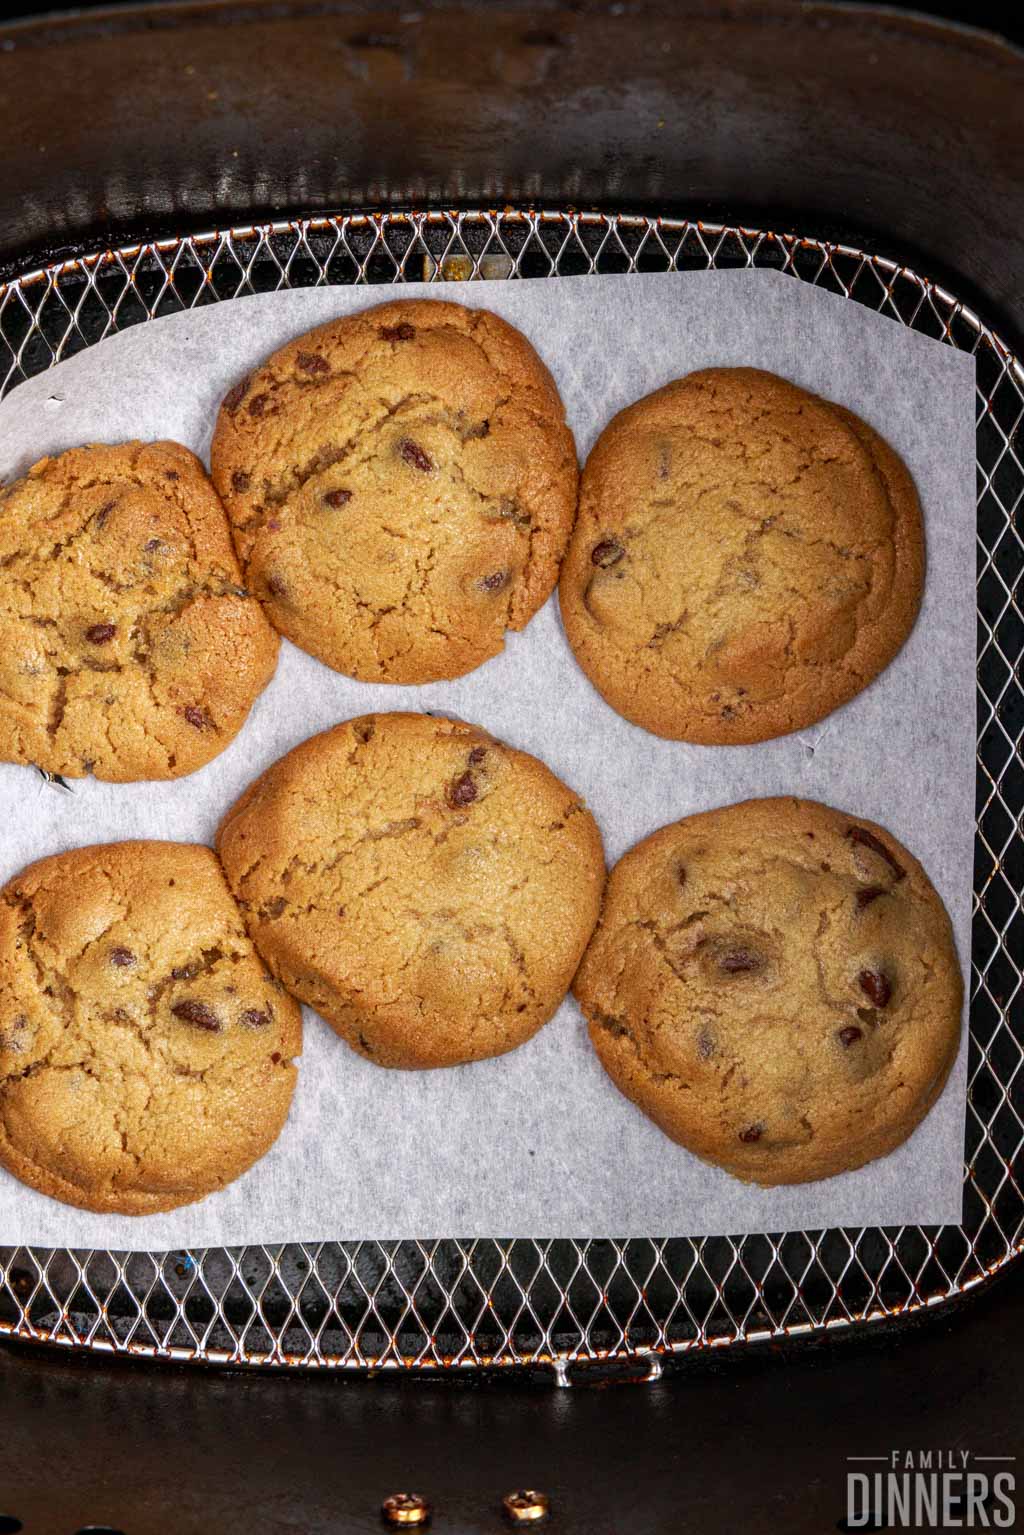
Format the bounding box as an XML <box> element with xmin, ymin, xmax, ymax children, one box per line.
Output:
<box><xmin>0</xmin><ymin>210</ymin><xmax>1020</xmax><ymax>1376</ymax></box>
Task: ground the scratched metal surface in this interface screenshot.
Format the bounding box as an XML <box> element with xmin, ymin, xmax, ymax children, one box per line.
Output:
<box><xmin>0</xmin><ymin>211</ymin><xmax>1020</xmax><ymax>1375</ymax></box>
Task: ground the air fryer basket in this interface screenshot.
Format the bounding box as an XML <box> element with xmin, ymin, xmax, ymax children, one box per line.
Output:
<box><xmin>0</xmin><ymin>210</ymin><xmax>1019</xmax><ymax>1375</ymax></box>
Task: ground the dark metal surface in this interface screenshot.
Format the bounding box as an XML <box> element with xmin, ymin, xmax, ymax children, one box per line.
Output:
<box><xmin>2</xmin><ymin>1262</ymin><xmax>1023</xmax><ymax>1532</ymax></box>
<box><xmin>2</xmin><ymin>1</ymin><xmax>1023</xmax><ymax>349</ymax></box>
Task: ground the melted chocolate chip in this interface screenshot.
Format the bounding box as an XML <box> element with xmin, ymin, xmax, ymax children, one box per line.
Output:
<box><xmin>296</xmin><ymin>350</ymin><xmax>329</xmax><ymax>374</ymax></box>
<box><xmin>323</xmin><ymin>488</ymin><xmax>352</xmax><ymax>508</ymax></box>
<box><xmin>399</xmin><ymin>438</ymin><xmax>432</xmax><ymax>472</ymax></box>
<box><xmin>240</xmin><ymin>1008</ymin><xmax>272</xmax><ymax>1029</ymax></box>
<box><xmin>171</xmin><ymin>1000</ymin><xmax>221</xmax><ymax>1032</ymax></box>
<box><xmin>448</xmin><ymin>771</ymin><xmax>478</xmax><ymax>807</ymax></box>
<box><xmin>231</xmin><ymin>470</ymin><xmax>251</xmax><ymax>493</ymax></box>
<box><xmin>847</xmin><ymin>825</ymin><xmax>906</xmax><ymax>882</ymax></box>
<box><xmin>223</xmin><ymin>376</ymin><xmax>251</xmax><ymax>413</ymax></box>
<box><xmin>381</xmin><ymin>322</ymin><xmax>415</xmax><ymax>341</ymax></box>
<box><xmin>739</xmin><ymin>1124</ymin><xmax>764</xmax><ymax>1144</ymax></box>
<box><xmin>109</xmin><ymin>947</ymin><xmax>136</xmax><ymax>968</ymax></box>
<box><xmin>717</xmin><ymin>947</ymin><xmax>765</xmax><ymax>975</ymax></box>
<box><xmin>468</xmin><ymin>746</ymin><xmax>487</xmax><ymax>765</ymax></box>
<box><xmin>856</xmin><ymin>886</ymin><xmax>886</xmax><ymax>910</ymax></box>
<box><xmin>839</xmin><ymin>1025</ymin><xmax>863</xmax><ymax>1047</ymax></box>
<box><xmin>591</xmin><ymin>539</ymin><xmax>625</xmax><ymax>568</ymax></box>
<box><xmin>858</xmin><ymin>969</ymin><xmax>892</xmax><ymax>1009</ymax></box>
<box><xmin>182</xmin><ymin>705</ymin><xmax>207</xmax><ymax>730</ymax></box>
<box><xmin>85</xmin><ymin>622</ymin><xmax>116</xmax><ymax>645</ymax></box>
<box><xmin>480</xmin><ymin>570</ymin><xmax>509</xmax><ymax>592</ymax></box>
<box><xmin>248</xmin><ymin>394</ymin><xmax>269</xmax><ymax>418</ymax></box>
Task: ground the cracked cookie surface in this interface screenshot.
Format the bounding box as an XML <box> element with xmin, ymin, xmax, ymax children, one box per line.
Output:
<box><xmin>573</xmin><ymin>797</ymin><xmax>961</xmax><ymax>1184</ymax></box>
<box><xmin>0</xmin><ymin>840</ymin><xmax>301</xmax><ymax>1214</ymax></box>
<box><xmin>558</xmin><ymin>368</ymin><xmax>925</xmax><ymax>743</ymax></box>
<box><xmin>217</xmin><ymin>712</ymin><xmax>605</xmax><ymax>1069</ymax></box>
<box><xmin>0</xmin><ymin>440</ymin><xmax>279</xmax><ymax>781</ymax></box>
<box><xmin>210</xmin><ymin>299</ymin><xmax>579</xmax><ymax>684</ymax></box>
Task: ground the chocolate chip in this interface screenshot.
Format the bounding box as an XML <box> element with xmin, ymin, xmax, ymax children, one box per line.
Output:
<box><xmin>109</xmin><ymin>947</ymin><xmax>136</xmax><ymax>968</ymax></box>
<box><xmin>381</xmin><ymin>322</ymin><xmax>415</xmax><ymax>341</ymax></box>
<box><xmin>591</xmin><ymin>539</ymin><xmax>625</xmax><ymax>568</ymax></box>
<box><xmin>739</xmin><ymin>1124</ymin><xmax>764</xmax><ymax>1144</ymax></box>
<box><xmin>85</xmin><ymin>622</ymin><xmax>116</xmax><ymax>645</ymax></box>
<box><xmin>266</xmin><ymin>575</ymin><xmax>287</xmax><ymax>598</ymax></box>
<box><xmin>839</xmin><ymin>1025</ymin><xmax>863</xmax><ymax>1047</ymax></box>
<box><xmin>263</xmin><ymin>897</ymin><xmax>288</xmax><ymax>920</ymax></box>
<box><xmin>171</xmin><ymin>1000</ymin><xmax>221</xmax><ymax>1032</ymax></box>
<box><xmin>231</xmin><ymin>470</ymin><xmax>251</xmax><ymax>494</ymax></box>
<box><xmin>171</xmin><ymin>963</ymin><xmax>198</xmax><ymax>981</ymax></box>
<box><xmin>399</xmin><ymin>438</ymin><xmax>432</xmax><ymax>472</ymax></box>
<box><xmin>165</xmin><ymin>469</ymin><xmax>180</xmax><ymax>481</ymax></box>
<box><xmin>696</xmin><ymin>1028</ymin><xmax>715</xmax><ymax>1060</ymax></box>
<box><xmin>856</xmin><ymin>886</ymin><xmax>886</xmax><ymax>910</ymax></box>
<box><xmin>267</xmin><ymin>518</ymin><xmax>281</xmax><ymax>532</ymax></box>
<box><xmin>462</xmin><ymin>419</ymin><xmax>490</xmax><ymax>440</ymax></box>
<box><xmin>240</xmin><ymin>1008</ymin><xmax>272</xmax><ymax>1028</ymax></box>
<box><xmin>248</xmin><ymin>394</ymin><xmax>269</xmax><ymax>418</ymax></box>
<box><xmin>94</xmin><ymin>499</ymin><xmax>115</xmax><ymax>529</ymax></box>
<box><xmin>858</xmin><ymin>969</ymin><xmax>892</xmax><ymax>1008</ymax></box>
<box><xmin>480</xmin><ymin>570</ymin><xmax>509</xmax><ymax>592</ymax></box>
<box><xmin>717</xmin><ymin>947</ymin><xmax>764</xmax><ymax>975</ymax></box>
<box><xmin>182</xmin><ymin>705</ymin><xmax>207</xmax><ymax>730</ymax></box>
<box><xmin>847</xmin><ymin>825</ymin><xmax>906</xmax><ymax>882</ymax></box>
<box><xmin>448</xmin><ymin>771</ymin><xmax>478</xmax><ymax>807</ymax></box>
<box><xmin>677</xmin><ymin>866</ymin><xmax>687</xmax><ymax>887</ymax></box>
<box><xmin>468</xmin><ymin>746</ymin><xmax>487</xmax><ymax>765</ymax></box>
<box><xmin>296</xmin><ymin>350</ymin><xmax>329</xmax><ymax>374</ymax></box>
<box><xmin>323</xmin><ymin>488</ymin><xmax>352</xmax><ymax>508</ymax></box>
<box><xmin>223</xmin><ymin>375</ymin><xmax>251</xmax><ymax>413</ymax></box>
<box><xmin>143</xmin><ymin>538</ymin><xmax>163</xmax><ymax>553</ymax></box>
<box><xmin>271</xmin><ymin>1051</ymin><xmax>282</xmax><ymax>1064</ymax></box>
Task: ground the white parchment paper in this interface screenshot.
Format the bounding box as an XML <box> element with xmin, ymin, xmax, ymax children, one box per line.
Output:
<box><xmin>0</xmin><ymin>271</ymin><xmax>976</xmax><ymax>1247</ymax></box>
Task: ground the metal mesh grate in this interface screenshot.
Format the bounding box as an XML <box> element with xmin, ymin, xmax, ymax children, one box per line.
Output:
<box><xmin>0</xmin><ymin>211</ymin><xmax>1020</xmax><ymax>1374</ymax></box>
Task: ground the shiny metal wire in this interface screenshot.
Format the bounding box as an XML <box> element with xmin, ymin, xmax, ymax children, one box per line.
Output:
<box><xmin>0</xmin><ymin>211</ymin><xmax>1020</xmax><ymax>1374</ymax></box>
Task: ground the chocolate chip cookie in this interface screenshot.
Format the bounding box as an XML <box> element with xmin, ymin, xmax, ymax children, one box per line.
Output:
<box><xmin>210</xmin><ymin>299</ymin><xmax>578</xmax><ymax>684</ymax></box>
<box><xmin>0</xmin><ymin>841</ymin><xmax>301</xmax><ymax>1214</ymax></box>
<box><xmin>217</xmin><ymin>712</ymin><xmax>605</xmax><ymax>1069</ymax></box>
<box><xmin>0</xmin><ymin>441</ymin><xmax>279</xmax><ymax>781</ymax></box>
<box><xmin>559</xmin><ymin>368</ymin><xmax>924</xmax><ymax>743</ymax></box>
<box><xmin>573</xmin><ymin>797</ymin><xmax>961</xmax><ymax>1184</ymax></box>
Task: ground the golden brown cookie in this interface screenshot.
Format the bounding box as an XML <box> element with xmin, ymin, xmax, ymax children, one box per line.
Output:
<box><xmin>210</xmin><ymin>299</ymin><xmax>578</xmax><ymax>684</ymax></box>
<box><xmin>0</xmin><ymin>441</ymin><xmax>279</xmax><ymax>782</ymax></box>
<box><xmin>0</xmin><ymin>841</ymin><xmax>301</xmax><ymax>1215</ymax></box>
<box><xmin>559</xmin><ymin>368</ymin><xmax>924</xmax><ymax>743</ymax></box>
<box><xmin>217</xmin><ymin>712</ymin><xmax>605</xmax><ymax>1069</ymax></box>
<box><xmin>574</xmin><ymin>797</ymin><xmax>961</xmax><ymax>1185</ymax></box>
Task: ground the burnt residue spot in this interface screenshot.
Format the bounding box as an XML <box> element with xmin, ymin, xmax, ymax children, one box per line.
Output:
<box><xmin>182</xmin><ymin>705</ymin><xmax>208</xmax><ymax>730</ymax></box>
<box><xmin>171</xmin><ymin>999</ymin><xmax>221</xmax><ymax>1032</ymax></box>
<box><xmin>447</xmin><ymin>771</ymin><xmax>478</xmax><ymax>807</ymax></box>
<box><xmin>480</xmin><ymin>570</ymin><xmax>509</xmax><ymax>592</ymax></box>
<box><xmin>223</xmin><ymin>375</ymin><xmax>251</xmax><ymax>413</ymax></box>
<box><xmin>839</xmin><ymin>1025</ymin><xmax>863</xmax><ymax>1047</ymax></box>
<box><xmin>85</xmin><ymin>622</ymin><xmax>116</xmax><ymax>645</ymax></box>
<box><xmin>847</xmin><ymin>825</ymin><xmax>906</xmax><ymax>882</ymax></box>
<box><xmin>858</xmin><ymin>969</ymin><xmax>892</xmax><ymax>1009</ymax></box>
<box><xmin>296</xmin><ymin>350</ymin><xmax>329</xmax><ymax>374</ymax></box>
<box><xmin>323</xmin><ymin>488</ymin><xmax>352</xmax><ymax>508</ymax></box>
<box><xmin>381</xmin><ymin>322</ymin><xmax>415</xmax><ymax>341</ymax></box>
<box><xmin>231</xmin><ymin>470</ymin><xmax>251</xmax><ymax>494</ymax></box>
<box><xmin>240</xmin><ymin>1008</ymin><xmax>272</xmax><ymax>1028</ymax></box>
<box><xmin>591</xmin><ymin>538</ymin><xmax>625</xmax><ymax>568</ymax></box>
<box><xmin>856</xmin><ymin>886</ymin><xmax>886</xmax><ymax>910</ymax></box>
<box><xmin>399</xmin><ymin>438</ymin><xmax>432</xmax><ymax>472</ymax></box>
<box><xmin>739</xmin><ymin>1124</ymin><xmax>764</xmax><ymax>1144</ymax></box>
<box><xmin>109</xmin><ymin>946</ymin><xmax>136</xmax><ymax>968</ymax></box>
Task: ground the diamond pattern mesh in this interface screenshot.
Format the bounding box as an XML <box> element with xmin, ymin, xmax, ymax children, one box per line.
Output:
<box><xmin>0</xmin><ymin>211</ymin><xmax>1020</xmax><ymax>1373</ymax></box>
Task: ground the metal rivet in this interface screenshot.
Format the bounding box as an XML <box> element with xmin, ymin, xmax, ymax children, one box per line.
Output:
<box><xmin>382</xmin><ymin>1492</ymin><xmax>431</xmax><ymax>1527</ymax></box>
<box><xmin>503</xmin><ymin>1489</ymin><xmax>550</xmax><ymax>1524</ymax></box>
